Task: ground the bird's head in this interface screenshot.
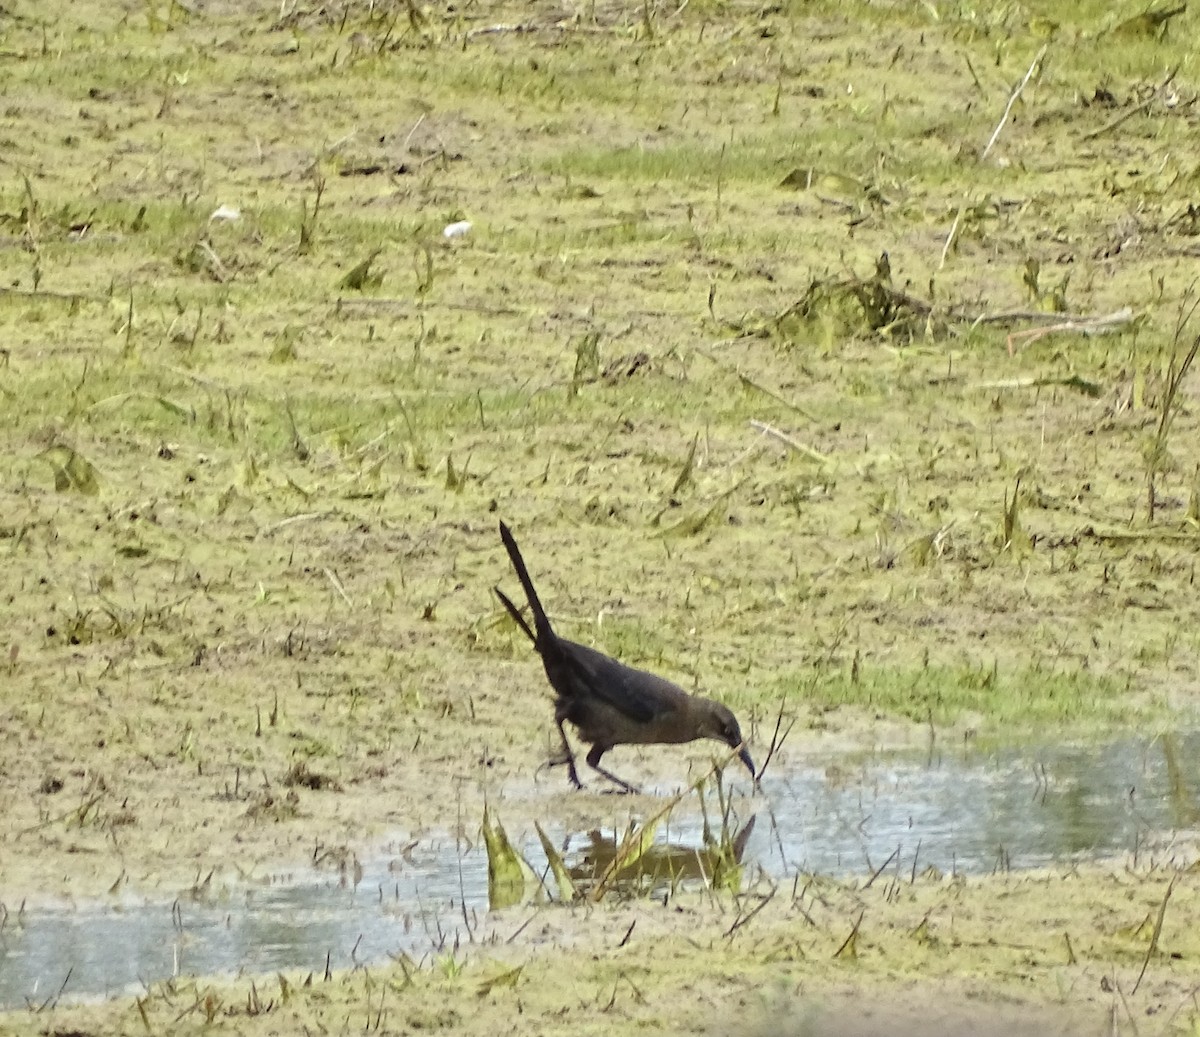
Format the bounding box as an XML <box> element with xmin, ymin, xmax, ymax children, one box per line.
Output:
<box><xmin>697</xmin><ymin>700</ymin><xmax>756</xmax><ymax>780</ymax></box>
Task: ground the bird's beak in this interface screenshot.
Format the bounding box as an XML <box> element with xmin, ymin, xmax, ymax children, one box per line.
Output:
<box><xmin>738</xmin><ymin>745</ymin><xmax>756</xmax><ymax>780</ymax></box>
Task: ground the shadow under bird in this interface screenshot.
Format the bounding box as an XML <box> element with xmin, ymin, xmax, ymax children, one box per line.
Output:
<box><xmin>493</xmin><ymin>521</ymin><xmax>755</xmax><ymax>793</ymax></box>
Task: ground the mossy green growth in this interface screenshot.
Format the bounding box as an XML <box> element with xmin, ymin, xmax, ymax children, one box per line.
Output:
<box><xmin>775</xmin><ymin>663</ymin><xmax>1141</xmax><ymax>729</ymax></box>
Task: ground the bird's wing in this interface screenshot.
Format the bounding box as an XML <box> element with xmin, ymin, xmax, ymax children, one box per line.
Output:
<box><xmin>558</xmin><ymin>639</ymin><xmax>687</xmax><ymax>723</ymax></box>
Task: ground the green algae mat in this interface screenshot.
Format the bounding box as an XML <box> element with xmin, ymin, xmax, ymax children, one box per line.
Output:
<box><xmin>2</xmin><ymin>0</ymin><xmax>1200</xmax><ymax>1032</ymax></box>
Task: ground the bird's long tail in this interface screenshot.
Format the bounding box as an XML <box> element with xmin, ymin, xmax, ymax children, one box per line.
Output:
<box><xmin>494</xmin><ymin>586</ymin><xmax>537</xmax><ymax>644</ymax></box>
<box><xmin>497</xmin><ymin>521</ymin><xmax>555</xmax><ymax>647</ymax></box>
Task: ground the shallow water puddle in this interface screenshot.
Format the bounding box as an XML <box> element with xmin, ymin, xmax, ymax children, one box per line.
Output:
<box><xmin>757</xmin><ymin>730</ymin><xmax>1198</xmax><ymax>878</ymax></box>
<box><xmin>2</xmin><ymin>731</ymin><xmax>1196</xmax><ymax>1008</ymax></box>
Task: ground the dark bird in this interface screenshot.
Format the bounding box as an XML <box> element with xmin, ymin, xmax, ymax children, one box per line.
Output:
<box><xmin>494</xmin><ymin>521</ymin><xmax>755</xmax><ymax>793</ymax></box>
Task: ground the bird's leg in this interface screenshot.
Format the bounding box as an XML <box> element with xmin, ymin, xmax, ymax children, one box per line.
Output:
<box><xmin>585</xmin><ymin>745</ymin><xmax>639</xmax><ymax>795</ymax></box>
<box><xmin>556</xmin><ymin>718</ymin><xmax>583</xmax><ymax>790</ymax></box>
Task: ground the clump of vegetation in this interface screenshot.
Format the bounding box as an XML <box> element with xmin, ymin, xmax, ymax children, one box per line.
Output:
<box><xmin>483</xmin><ymin>766</ymin><xmax>755</xmax><ymax>910</ymax></box>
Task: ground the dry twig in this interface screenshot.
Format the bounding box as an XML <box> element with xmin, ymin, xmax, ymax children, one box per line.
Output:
<box><xmin>981</xmin><ymin>44</ymin><xmax>1049</xmax><ymax>160</ymax></box>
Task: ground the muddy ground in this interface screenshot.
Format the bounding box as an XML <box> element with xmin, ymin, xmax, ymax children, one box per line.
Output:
<box><xmin>2</xmin><ymin>0</ymin><xmax>1200</xmax><ymax>1032</ymax></box>
<box><xmin>11</xmin><ymin>860</ymin><xmax>1200</xmax><ymax>1036</ymax></box>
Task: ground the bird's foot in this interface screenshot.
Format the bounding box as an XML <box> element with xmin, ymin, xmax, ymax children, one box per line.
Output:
<box><xmin>535</xmin><ymin>757</ymin><xmax>585</xmax><ymax>790</ymax></box>
<box><xmin>595</xmin><ymin>770</ymin><xmax>639</xmax><ymax>795</ymax></box>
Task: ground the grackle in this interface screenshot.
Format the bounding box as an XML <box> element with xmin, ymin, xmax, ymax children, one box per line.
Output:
<box><xmin>494</xmin><ymin>521</ymin><xmax>755</xmax><ymax>793</ymax></box>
